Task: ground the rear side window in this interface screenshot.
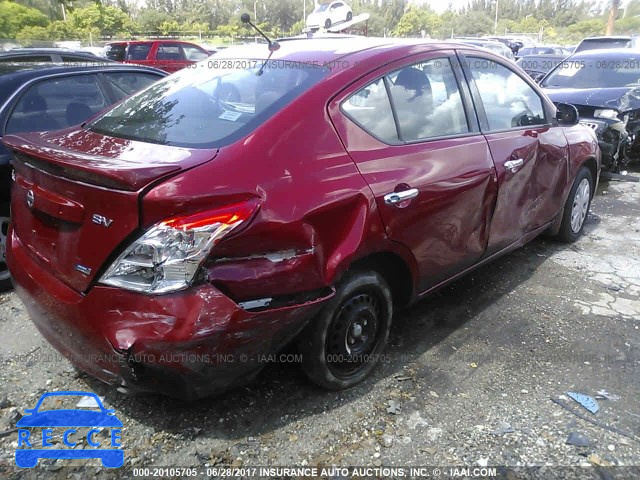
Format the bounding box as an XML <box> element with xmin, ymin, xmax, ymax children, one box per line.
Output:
<box><xmin>105</xmin><ymin>44</ymin><xmax>126</xmax><ymax>61</ymax></box>
<box><xmin>156</xmin><ymin>44</ymin><xmax>185</xmax><ymax>61</ymax></box>
<box><xmin>87</xmin><ymin>59</ymin><xmax>328</xmax><ymax>148</ymax></box>
<box><xmin>468</xmin><ymin>57</ymin><xmax>546</xmax><ymax>131</ymax></box>
<box><xmin>342</xmin><ymin>77</ymin><xmax>398</xmax><ymax>143</ymax></box>
<box><xmin>126</xmin><ymin>44</ymin><xmax>152</xmax><ymax>61</ymax></box>
<box><xmin>7</xmin><ymin>74</ymin><xmax>108</xmax><ymax>134</ymax></box>
<box><xmin>342</xmin><ymin>58</ymin><xmax>469</xmax><ymax>143</ymax></box>
<box><xmin>104</xmin><ymin>72</ymin><xmax>161</xmax><ymax>99</ymax></box>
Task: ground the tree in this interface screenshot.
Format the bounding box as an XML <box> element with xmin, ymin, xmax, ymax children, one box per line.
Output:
<box><xmin>393</xmin><ymin>6</ymin><xmax>440</xmax><ymax>37</ymax></box>
<box><xmin>0</xmin><ymin>0</ymin><xmax>49</xmax><ymax>38</ymax></box>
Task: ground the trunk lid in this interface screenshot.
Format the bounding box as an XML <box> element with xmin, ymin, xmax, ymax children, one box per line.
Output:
<box><xmin>4</xmin><ymin>128</ymin><xmax>218</xmax><ymax>292</ymax></box>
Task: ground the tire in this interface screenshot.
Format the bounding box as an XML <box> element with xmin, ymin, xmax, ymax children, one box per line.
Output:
<box><xmin>299</xmin><ymin>269</ymin><xmax>393</xmax><ymax>390</ymax></box>
<box><xmin>325</xmin><ymin>18</ymin><xmax>332</xmax><ymax>29</ymax></box>
<box><xmin>347</xmin><ymin>12</ymin><xmax>353</xmax><ymax>21</ymax></box>
<box><xmin>0</xmin><ymin>202</ymin><xmax>11</xmax><ymax>292</ymax></box>
<box><xmin>556</xmin><ymin>166</ymin><xmax>593</xmax><ymax>242</ymax></box>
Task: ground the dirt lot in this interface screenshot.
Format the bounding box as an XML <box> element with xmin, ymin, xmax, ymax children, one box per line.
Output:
<box><xmin>0</xmin><ymin>171</ymin><xmax>639</xmax><ymax>480</ymax></box>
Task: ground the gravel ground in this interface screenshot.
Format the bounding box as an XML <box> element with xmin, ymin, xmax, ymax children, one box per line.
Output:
<box><xmin>0</xmin><ymin>171</ymin><xmax>639</xmax><ymax>480</ymax></box>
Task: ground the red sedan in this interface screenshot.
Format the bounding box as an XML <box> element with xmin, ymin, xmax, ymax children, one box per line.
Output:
<box><xmin>4</xmin><ymin>38</ymin><xmax>600</xmax><ymax>399</ymax></box>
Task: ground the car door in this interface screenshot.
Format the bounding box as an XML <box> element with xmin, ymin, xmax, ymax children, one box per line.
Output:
<box><xmin>460</xmin><ymin>53</ymin><xmax>569</xmax><ymax>256</ymax></box>
<box><xmin>330</xmin><ymin>53</ymin><xmax>498</xmax><ymax>292</ymax></box>
<box><xmin>154</xmin><ymin>42</ymin><xmax>188</xmax><ymax>73</ymax></box>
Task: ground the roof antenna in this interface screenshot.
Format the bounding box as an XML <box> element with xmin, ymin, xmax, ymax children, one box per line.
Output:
<box><xmin>241</xmin><ymin>14</ymin><xmax>280</xmax><ymax>53</ymax></box>
<box><xmin>241</xmin><ymin>14</ymin><xmax>280</xmax><ymax>76</ymax></box>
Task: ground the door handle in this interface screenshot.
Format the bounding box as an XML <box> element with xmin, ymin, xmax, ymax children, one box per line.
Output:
<box><xmin>504</xmin><ymin>159</ymin><xmax>524</xmax><ymax>172</ymax></box>
<box><xmin>384</xmin><ymin>188</ymin><xmax>419</xmax><ymax>206</ymax></box>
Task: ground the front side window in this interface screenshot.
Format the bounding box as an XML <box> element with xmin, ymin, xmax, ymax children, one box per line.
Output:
<box><xmin>87</xmin><ymin>59</ymin><xmax>328</xmax><ymax>148</ymax></box>
<box><xmin>183</xmin><ymin>45</ymin><xmax>209</xmax><ymax>62</ymax></box>
<box><xmin>468</xmin><ymin>57</ymin><xmax>546</xmax><ymax>131</ymax></box>
<box><xmin>156</xmin><ymin>43</ymin><xmax>185</xmax><ymax>61</ymax></box>
<box><xmin>387</xmin><ymin>58</ymin><xmax>469</xmax><ymax>141</ymax></box>
<box><xmin>0</xmin><ymin>55</ymin><xmax>51</xmax><ymax>63</ymax></box>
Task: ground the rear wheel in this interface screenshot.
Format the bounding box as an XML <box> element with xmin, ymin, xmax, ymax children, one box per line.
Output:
<box><xmin>557</xmin><ymin>166</ymin><xmax>593</xmax><ymax>242</ymax></box>
<box><xmin>0</xmin><ymin>202</ymin><xmax>11</xmax><ymax>292</ymax></box>
<box><xmin>346</xmin><ymin>12</ymin><xmax>353</xmax><ymax>21</ymax></box>
<box><xmin>299</xmin><ymin>269</ymin><xmax>392</xmax><ymax>390</ymax></box>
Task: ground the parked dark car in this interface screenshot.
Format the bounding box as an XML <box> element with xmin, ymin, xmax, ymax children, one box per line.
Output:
<box><xmin>0</xmin><ymin>63</ymin><xmax>167</xmax><ymax>290</ymax></box>
<box><xmin>105</xmin><ymin>40</ymin><xmax>210</xmax><ymax>73</ymax></box>
<box><xmin>516</xmin><ymin>54</ymin><xmax>566</xmax><ymax>83</ymax></box>
<box><xmin>3</xmin><ymin>38</ymin><xmax>599</xmax><ymax>399</ymax></box>
<box><xmin>541</xmin><ymin>48</ymin><xmax>640</xmax><ymax>172</ymax></box>
<box><xmin>0</xmin><ymin>48</ymin><xmax>107</xmax><ymax>64</ymax></box>
<box><xmin>575</xmin><ymin>36</ymin><xmax>639</xmax><ymax>53</ymax></box>
<box><xmin>453</xmin><ymin>39</ymin><xmax>514</xmax><ymax>60</ymax></box>
<box><xmin>516</xmin><ymin>45</ymin><xmax>571</xmax><ymax>58</ymax></box>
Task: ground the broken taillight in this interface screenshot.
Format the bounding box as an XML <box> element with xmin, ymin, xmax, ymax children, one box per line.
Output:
<box><xmin>100</xmin><ymin>201</ymin><xmax>258</xmax><ymax>294</ymax></box>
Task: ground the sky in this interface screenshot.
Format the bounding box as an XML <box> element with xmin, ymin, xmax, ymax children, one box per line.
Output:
<box><xmin>415</xmin><ymin>0</ymin><xmax>630</xmax><ymax>15</ymax></box>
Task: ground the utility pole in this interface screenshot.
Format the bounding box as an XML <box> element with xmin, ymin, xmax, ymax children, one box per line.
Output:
<box><xmin>606</xmin><ymin>0</ymin><xmax>621</xmax><ymax>36</ymax></box>
<box><xmin>493</xmin><ymin>0</ymin><xmax>499</xmax><ymax>35</ymax></box>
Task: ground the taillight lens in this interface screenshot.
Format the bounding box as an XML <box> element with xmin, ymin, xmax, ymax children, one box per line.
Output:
<box><xmin>100</xmin><ymin>201</ymin><xmax>257</xmax><ymax>294</ymax></box>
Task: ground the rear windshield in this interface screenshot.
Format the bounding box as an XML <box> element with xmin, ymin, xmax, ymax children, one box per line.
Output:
<box><xmin>87</xmin><ymin>59</ymin><xmax>328</xmax><ymax>148</ymax></box>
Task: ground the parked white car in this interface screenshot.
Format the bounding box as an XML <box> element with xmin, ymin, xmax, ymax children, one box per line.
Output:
<box><xmin>306</xmin><ymin>1</ymin><xmax>353</xmax><ymax>29</ymax></box>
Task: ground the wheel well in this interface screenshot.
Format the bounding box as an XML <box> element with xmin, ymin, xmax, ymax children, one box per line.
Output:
<box><xmin>350</xmin><ymin>252</ymin><xmax>413</xmax><ymax>306</ymax></box>
<box><xmin>582</xmin><ymin>157</ymin><xmax>598</xmax><ymax>197</ymax></box>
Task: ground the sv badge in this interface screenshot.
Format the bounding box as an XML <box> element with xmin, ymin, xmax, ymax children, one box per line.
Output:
<box><xmin>92</xmin><ymin>214</ymin><xmax>113</xmax><ymax>228</ymax></box>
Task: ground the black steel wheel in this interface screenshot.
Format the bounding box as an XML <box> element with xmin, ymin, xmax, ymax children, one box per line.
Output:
<box><xmin>299</xmin><ymin>269</ymin><xmax>393</xmax><ymax>390</ymax></box>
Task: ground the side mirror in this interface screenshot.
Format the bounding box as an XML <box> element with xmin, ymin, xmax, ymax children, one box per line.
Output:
<box><xmin>555</xmin><ymin>102</ymin><xmax>579</xmax><ymax>127</ymax></box>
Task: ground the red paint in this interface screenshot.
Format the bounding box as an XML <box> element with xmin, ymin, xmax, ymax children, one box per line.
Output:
<box><xmin>107</xmin><ymin>40</ymin><xmax>209</xmax><ymax>73</ymax></box>
<box><xmin>3</xmin><ymin>39</ymin><xmax>600</xmax><ymax>398</ymax></box>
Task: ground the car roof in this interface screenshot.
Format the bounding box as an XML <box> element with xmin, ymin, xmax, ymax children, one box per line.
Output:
<box><xmin>0</xmin><ymin>63</ymin><xmax>167</xmax><ymax>106</ymax></box>
<box><xmin>215</xmin><ymin>37</ymin><xmax>493</xmax><ymax>67</ymax></box>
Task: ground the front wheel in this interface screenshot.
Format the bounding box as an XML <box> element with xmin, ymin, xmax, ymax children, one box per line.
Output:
<box><xmin>299</xmin><ymin>269</ymin><xmax>393</xmax><ymax>390</ymax></box>
<box><xmin>0</xmin><ymin>202</ymin><xmax>11</xmax><ymax>292</ymax></box>
<box><xmin>346</xmin><ymin>12</ymin><xmax>353</xmax><ymax>21</ymax></box>
<box><xmin>325</xmin><ymin>18</ymin><xmax>332</xmax><ymax>29</ymax></box>
<box><xmin>556</xmin><ymin>166</ymin><xmax>593</xmax><ymax>242</ymax></box>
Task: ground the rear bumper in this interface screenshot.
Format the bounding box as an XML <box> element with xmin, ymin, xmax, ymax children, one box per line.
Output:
<box><xmin>8</xmin><ymin>229</ymin><xmax>331</xmax><ymax>399</ymax></box>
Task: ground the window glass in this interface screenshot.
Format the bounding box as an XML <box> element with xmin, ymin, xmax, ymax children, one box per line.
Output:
<box><xmin>87</xmin><ymin>60</ymin><xmax>328</xmax><ymax>148</ymax></box>
<box><xmin>0</xmin><ymin>55</ymin><xmax>51</xmax><ymax>63</ymax></box>
<box><xmin>387</xmin><ymin>58</ymin><xmax>469</xmax><ymax>141</ymax></box>
<box><xmin>104</xmin><ymin>72</ymin><xmax>161</xmax><ymax>99</ymax></box>
<box><xmin>468</xmin><ymin>57</ymin><xmax>546</xmax><ymax>130</ymax></box>
<box><xmin>342</xmin><ymin>77</ymin><xmax>398</xmax><ymax>143</ymax></box>
<box><xmin>126</xmin><ymin>44</ymin><xmax>152</xmax><ymax>61</ymax></box>
<box><xmin>156</xmin><ymin>44</ymin><xmax>185</xmax><ymax>61</ymax></box>
<box><xmin>183</xmin><ymin>45</ymin><xmax>209</xmax><ymax>62</ymax></box>
<box><xmin>61</xmin><ymin>55</ymin><xmax>94</xmax><ymax>63</ymax></box>
<box><xmin>105</xmin><ymin>44</ymin><xmax>126</xmax><ymax>61</ymax></box>
<box><xmin>7</xmin><ymin>74</ymin><xmax>108</xmax><ymax>134</ymax></box>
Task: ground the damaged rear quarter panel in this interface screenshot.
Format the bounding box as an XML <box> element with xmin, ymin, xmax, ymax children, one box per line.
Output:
<box><xmin>141</xmin><ymin>83</ymin><xmax>403</xmax><ymax>304</ymax></box>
